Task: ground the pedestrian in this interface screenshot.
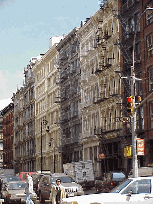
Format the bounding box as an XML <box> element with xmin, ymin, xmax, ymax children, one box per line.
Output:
<box><xmin>0</xmin><ymin>178</ymin><xmax>3</xmax><ymax>199</ymax></box>
<box><xmin>25</xmin><ymin>173</ymin><xmax>34</xmax><ymax>204</ymax></box>
<box><xmin>49</xmin><ymin>179</ymin><xmax>66</xmax><ymax>204</ymax></box>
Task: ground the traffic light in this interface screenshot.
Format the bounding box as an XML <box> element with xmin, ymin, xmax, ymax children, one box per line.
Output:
<box><xmin>127</xmin><ymin>96</ymin><xmax>133</xmax><ymax>116</ymax></box>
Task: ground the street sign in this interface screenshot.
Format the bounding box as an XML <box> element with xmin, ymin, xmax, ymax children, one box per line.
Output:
<box><xmin>124</xmin><ymin>145</ymin><xmax>132</xmax><ymax>157</ymax></box>
<box><xmin>137</xmin><ymin>138</ymin><xmax>145</xmax><ymax>155</ymax></box>
<box><xmin>98</xmin><ymin>153</ymin><xmax>105</xmax><ymax>159</ymax></box>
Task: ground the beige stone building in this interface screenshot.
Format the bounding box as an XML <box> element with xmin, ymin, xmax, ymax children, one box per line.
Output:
<box><xmin>32</xmin><ymin>37</ymin><xmax>63</xmax><ymax>173</ymax></box>
<box><xmin>94</xmin><ymin>0</ymin><xmax>123</xmax><ymax>174</ymax></box>
<box><xmin>77</xmin><ymin>11</ymin><xmax>103</xmax><ymax>178</ymax></box>
<box><xmin>77</xmin><ymin>0</ymin><xmax>122</xmax><ymax>177</ymax></box>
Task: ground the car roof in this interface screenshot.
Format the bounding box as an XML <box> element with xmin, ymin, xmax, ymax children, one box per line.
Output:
<box><xmin>7</xmin><ymin>181</ymin><xmax>26</xmax><ymax>184</ymax></box>
<box><xmin>51</xmin><ymin>173</ymin><xmax>70</xmax><ymax>177</ymax></box>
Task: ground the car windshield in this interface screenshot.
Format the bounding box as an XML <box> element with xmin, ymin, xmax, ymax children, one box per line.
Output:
<box><xmin>2</xmin><ymin>176</ymin><xmax>21</xmax><ymax>183</ymax></box>
<box><xmin>110</xmin><ymin>179</ymin><xmax>132</xmax><ymax>193</ymax></box>
<box><xmin>51</xmin><ymin>177</ymin><xmax>75</xmax><ymax>183</ymax></box>
<box><xmin>8</xmin><ymin>182</ymin><xmax>26</xmax><ymax>190</ymax></box>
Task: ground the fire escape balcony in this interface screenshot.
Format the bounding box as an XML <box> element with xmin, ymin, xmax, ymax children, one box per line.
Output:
<box><xmin>95</xmin><ymin>63</ymin><xmax>112</xmax><ymax>75</ymax></box>
<box><xmin>93</xmin><ymin>92</ymin><xmax>109</xmax><ymax>104</ymax></box>
<box><xmin>102</xmin><ymin>33</ymin><xmax>111</xmax><ymax>41</ymax></box>
<box><xmin>94</xmin><ymin>126</ymin><xmax>122</xmax><ymax>137</ymax></box>
<box><xmin>81</xmin><ymin>99</ymin><xmax>93</xmax><ymax>108</ymax></box>
<box><xmin>60</xmin><ymin>75</ymin><xmax>68</xmax><ymax>83</ymax></box>
<box><xmin>6</xmin><ymin>132</ymin><xmax>10</xmax><ymax>136</ymax></box>
<box><xmin>5</xmin><ymin>119</ymin><xmax>10</xmax><ymax>124</ymax></box>
<box><xmin>55</xmin><ymin>96</ymin><xmax>68</xmax><ymax>103</ymax></box>
<box><xmin>60</xmin><ymin>112</ymin><xmax>70</xmax><ymax>124</ymax></box>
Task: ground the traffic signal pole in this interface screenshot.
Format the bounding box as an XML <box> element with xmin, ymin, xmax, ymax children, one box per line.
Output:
<box><xmin>131</xmin><ymin>65</ymin><xmax>138</xmax><ymax>178</ymax></box>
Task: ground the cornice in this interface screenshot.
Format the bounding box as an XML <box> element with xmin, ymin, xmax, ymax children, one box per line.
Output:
<box><xmin>56</xmin><ymin>27</ymin><xmax>79</xmax><ymax>51</ymax></box>
<box><xmin>77</xmin><ymin>19</ymin><xmax>96</xmax><ymax>42</ymax></box>
<box><xmin>32</xmin><ymin>44</ymin><xmax>57</xmax><ymax>73</ymax></box>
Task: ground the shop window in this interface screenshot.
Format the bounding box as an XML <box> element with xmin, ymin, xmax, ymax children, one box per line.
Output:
<box><xmin>147</xmin><ymin>33</ymin><xmax>153</xmax><ymax>58</ymax></box>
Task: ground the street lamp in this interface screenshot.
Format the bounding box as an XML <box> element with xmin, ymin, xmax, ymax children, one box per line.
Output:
<box><xmin>49</xmin><ymin>138</ymin><xmax>55</xmax><ymax>173</ymax></box>
<box><xmin>41</xmin><ymin>119</ymin><xmax>50</xmax><ymax>173</ymax></box>
<box><xmin>132</xmin><ymin>7</ymin><xmax>153</xmax><ymax>178</ymax></box>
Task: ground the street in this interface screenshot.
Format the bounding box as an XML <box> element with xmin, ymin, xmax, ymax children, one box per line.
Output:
<box><xmin>84</xmin><ymin>187</ymin><xmax>97</xmax><ymax>195</ymax></box>
<box><xmin>34</xmin><ymin>187</ymin><xmax>97</xmax><ymax>204</ymax></box>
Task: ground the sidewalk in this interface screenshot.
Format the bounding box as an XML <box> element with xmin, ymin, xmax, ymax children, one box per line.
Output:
<box><xmin>35</xmin><ymin>200</ymin><xmax>51</xmax><ymax>204</ymax></box>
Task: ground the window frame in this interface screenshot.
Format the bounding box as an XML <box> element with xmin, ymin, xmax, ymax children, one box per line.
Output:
<box><xmin>147</xmin><ymin>33</ymin><xmax>153</xmax><ymax>58</ymax></box>
<box><xmin>150</xmin><ymin>101</ymin><xmax>153</xmax><ymax>129</ymax></box>
<box><xmin>148</xmin><ymin>66</ymin><xmax>153</xmax><ymax>91</ymax></box>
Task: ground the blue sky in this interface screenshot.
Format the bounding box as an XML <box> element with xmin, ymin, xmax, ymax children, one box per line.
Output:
<box><xmin>0</xmin><ymin>0</ymin><xmax>100</xmax><ymax>111</ymax></box>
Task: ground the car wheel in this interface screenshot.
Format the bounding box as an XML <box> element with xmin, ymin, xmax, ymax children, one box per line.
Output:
<box><xmin>39</xmin><ymin>192</ymin><xmax>45</xmax><ymax>203</ymax></box>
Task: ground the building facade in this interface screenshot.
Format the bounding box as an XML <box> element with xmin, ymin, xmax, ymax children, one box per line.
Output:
<box><xmin>119</xmin><ymin>0</ymin><xmax>146</xmax><ymax>173</ymax></box>
<box><xmin>77</xmin><ymin>14</ymin><xmax>102</xmax><ymax>177</ymax></box>
<box><xmin>1</xmin><ymin>103</ymin><xmax>14</xmax><ymax>169</ymax></box>
<box><xmin>0</xmin><ymin>113</ymin><xmax>3</xmax><ymax>169</ymax></box>
<box><xmin>56</xmin><ymin>29</ymin><xmax>82</xmax><ymax>165</ymax></box>
<box><xmin>140</xmin><ymin>0</ymin><xmax>153</xmax><ymax>167</ymax></box>
<box><xmin>33</xmin><ymin>39</ymin><xmax>62</xmax><ymax>173</ymax></box>
<box><xmin>12</xmin><ymin>59</ymin><xmax>37</xmax><ymax>172</ymax></box>
<box><xmin>77</xmin><ymin>0</ymin><xmax>123</xmax><ymax>177</ymax></box>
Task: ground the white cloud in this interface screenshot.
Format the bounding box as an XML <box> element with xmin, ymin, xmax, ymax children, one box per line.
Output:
<box><xmin>0</xmin><ymin>98</ymin><xmax>12</xmax><ymax>111</ymax></box>
<box><xmin>0</xmin><ymin>70</ymin><xmax>24</xmax><ymax>101</ymax></box>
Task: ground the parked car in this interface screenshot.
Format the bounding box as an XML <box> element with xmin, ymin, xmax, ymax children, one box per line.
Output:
<box><xmin>1</xmin><ymin>181</ymin><xmax>37</xmax><ymax>203</ymax></box>
<box><xmin>32</xmin><ymin>172</ymin><xmax>47</xmax><ymax>196</ymax></box>
<box><xmin>61</xmin><ymin>176</ymin><xmax>153</xmax><ymax>204</ymax></box>
<box><xmin>19</xmin><ymin>172</ymin><xmax>37</xmax><ymax>181</ymax></box>
<box><xmin>1</xmin><ymin>175</ymin><xmax>21</xmax><ymax>188</ymax></box>
<box><xmin>95</xmin><ymin>172</ymin><xmax>126</xmax><ymax>193</ymax></box>
<box><xmin>38</xmin><ymin>173</ymin><xmax>84</xmax><ymax>203</ymax></box>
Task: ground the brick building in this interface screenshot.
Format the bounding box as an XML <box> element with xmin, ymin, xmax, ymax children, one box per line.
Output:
<box><xmin>1</xmin><ymin>103</ymin><xmax>14</xmax><ymax>169</ymax></box>
<box><xmin>140</xmin><ymin>0</ymin><xmax>153</xmax><ymax>167</ymax></box>
<box><xmin>0</xmin><ymin>113</ymin><xmax>3</xmax><ymax>169</ymax></box>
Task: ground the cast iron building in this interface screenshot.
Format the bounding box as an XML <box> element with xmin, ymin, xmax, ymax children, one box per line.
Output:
<box><xmin>56</xmin><ymin>28</ymin><xmax>82</xmax><ymax>164</ymax></box>
<box><xmin>12</xmin><ymin>59</ymin><xmax>37</xmax><ymax>172</ymax></box>
<box><xmin>33</xmin><ymin>38</ymin><xmax>62</xmax><ymax>173</ymax></box>
<box><xmin>77</xmin><ymin>0</ymin><xmax>123</xmax><ymax>176</ymax></box>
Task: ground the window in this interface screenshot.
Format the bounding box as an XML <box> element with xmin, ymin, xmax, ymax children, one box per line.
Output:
<box><xmin>149</xmin><ymin>66</ymin><xmax>153</xmax><ymax>91</ymax></box>
<box><xmin>146</xmin><ymin>2</ymin><xmax>153</xmax><ymax>25</ymax></box>
<box><xmin>147</xmin><ymin>33</ymin><xmax>153</xmax><ymax>58</ymax></box>
<box><xmin>122</xmin><ymin>179</ymin><xmax>151</xmax><ymax>194</ymax></box>
<box><xmin>125</xmin><ymin>23</ymin><xmax>129</xmax><ymax>39</ymax></box>
<box><xmin>131</xmin><ymin>18</ymin><xmax>135</xmax><ymax>32</ymax></box>
<box><xmin>150</xmin><ymin>101</ymin><xmax>153</xmax><ymax>128</ymax></box>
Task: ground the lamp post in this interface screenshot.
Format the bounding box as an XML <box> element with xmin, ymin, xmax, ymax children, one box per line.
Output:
<box><xmin>41</xmin><ymin>119</ymin><xmax>49</xmax><ymax>174</ymax></box>
<box><xmin>49</xmin><ymin>138</ymin><xmax>56</xmax><ymax>173</ymax></box>
<box><xmin>132</xmin><ymin>7</ymin><xmax>153</xmax><ymax>178</ymax></box>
